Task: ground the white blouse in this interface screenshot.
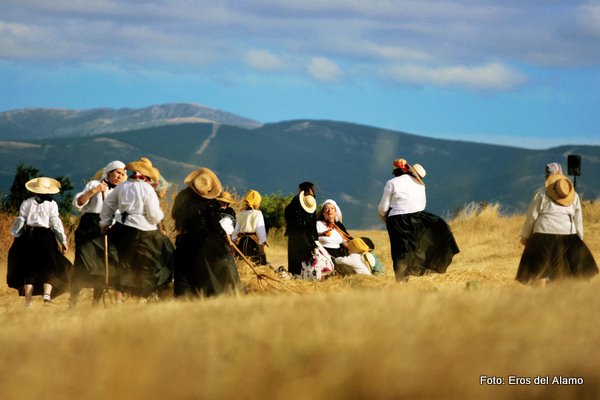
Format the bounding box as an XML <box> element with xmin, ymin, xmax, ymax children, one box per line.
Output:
<box><xmin>520</xmin><ymin>188</ymin><xmax>583</xmax><ymax>240</ymax></box>
<box><xmin>232</xmin><ymin>209</ymin><xmax>267</xmax><ymax>244</ymax></box>
<box><xmin>73</xmin><ymin>180</ymin><xmax>118</xmax><ymax>214</ymax></box>
<box><xmin>10</xmin><ymin>197</ymin><xmax>67</xmax><ymax>245</ymax></box>
<box><xmin>316</xmin><ymin>220</ymin><xmax>346</xmax><ymax>249</ymax></box>
<box><xmin>100</xmin><ymin>180</ymin><xmax>163</xmax><ymax>231</ymax></box>
<box><xmin>378</xmin><ymin>174</ymin><xmax>426</xmax><ymax>217</ymax></box>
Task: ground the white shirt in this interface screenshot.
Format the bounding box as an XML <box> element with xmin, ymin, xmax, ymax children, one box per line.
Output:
<box><xmin>520</xmin><ymin>188</ymin><xmax>583</xmax><ymax>240</ymax></box>
<box><xmin>378</xmin><ymin>174</ymin><xmax>426</xmax><ymax>217</ymax></box>
<box><xmin>232</xmin><ymin>209</ymin><xmax>267</xmax><ymax>244</ymax></box>
<box><xmin>334</xmin><ymin>253</ymin><xmax>373</xmax><ymax>275</ymax></box>
<box><xmin>10</xmin><ymin>197</ymin><xmax>67</xmax><ymax>245</ymax></box>
<box><xmin>100</xmin><ymin>180</ymin><xmax>163</xmax><ymax>231</ymax></box>
<box><xmin>73</xmin><ymin>180</ymin><xmax>118</xmax><ymax>215</ymax></box>
<box><xmin>316</xmin><ymin>220</ymin><xmax>346</xmax><ymax>249</ymax></box>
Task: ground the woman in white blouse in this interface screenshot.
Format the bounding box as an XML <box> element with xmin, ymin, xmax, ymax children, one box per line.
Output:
<box><xmin>233</xmin><ymin>189</ymin><xmax>269</xmax><ymax>265</ymax></box>
<box><xmin>70</xmin><ymin>160</ymin><xmax>126</xmax><ymax>306</ymax></box>
<box><xmin>7</xmin><ymin>177</ymin><xmax>72</xmax><ymax>307</ymax></box>
<box><xmin>378</xmin><ymin>158</ymin><xmax>459</xmax><ymax>281</ymax></box>
<box><xmin>516</xmin><ymin>162</ymin><xmax>598</xmax><ymax>284</ymax></box>
<box><xmin>316</xmin><ymin>199</ymin><xmax>352</xmax><ymax>257</ymax></box>
<box><xmin>100</xmin><ymin>157</ymin><xmax>173</xmax><ymax>298</ymax></box>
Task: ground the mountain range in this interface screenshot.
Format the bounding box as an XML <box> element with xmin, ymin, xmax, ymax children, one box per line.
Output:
<box><xmin>1</xmin><ymin>103</ymin><xmax>599</xmax><ymax>229</ymax></box>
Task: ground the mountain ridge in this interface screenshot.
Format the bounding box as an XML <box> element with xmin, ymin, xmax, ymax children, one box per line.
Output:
<box><xmin>1</xmin><ymin>106</ymin><xmax>598</xmax><ymax>229</ymax></box>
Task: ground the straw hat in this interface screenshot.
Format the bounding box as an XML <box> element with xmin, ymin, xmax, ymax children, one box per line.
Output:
<box><xmin>25</xmin><ymin>177</ymin><xmax>61</xmax><ymax>194</ymax></box>
<box><xmin>125</xmin><ymin>157</ymin><xmax>160</xmax><ymax>183</ymax></box>
<box><xmin>412</xmin><ymin>163</ymin><xmax>426</xmax><ymax>179</ymax></box>
<box><xmin>216</xmin><ymin>191</ymin><xmax>234</xmax><ymax>204</ymax></box>
<box><xmin>184</xmin><ymin>167</ymin><xmax>222</xmax><ymax>199</ymax></box>
<box><xmin>545</xmin><ymin>173</ymin><xmax>575</xmax><ymax>206</ymax></box>
<box><xmin>244</xmin><ymin>189</ymin><xmax>262</xmax><ymax>209</ymax></box>
<box><xmin>347</xmin><ymin>238</ymin><xmax>370</xmax><ymax>254</ymax></box>
<box><xmin>299</xmin><ymin>190</ymin><xmax>317</xmax><ymax>213</ymax></box>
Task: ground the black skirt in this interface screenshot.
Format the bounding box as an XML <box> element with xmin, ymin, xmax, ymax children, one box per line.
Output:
<box><xmin>109</xmin><ymin>223</ymin><xmax>174</xmax><ymax>297</ymax></box>
<box><xmin>237</xmin><ymin>235</ymin><xmax>267</xmax><ymax>265</ymax></box>
<box><xmin>386</xmin><ymin>211</ymin><xmax>460</xmax><ymax>280</ymax></box>
<box><xmin>6</xmin><ymin>226</ymin><xmax>73</xmax><ymax>297</ymax></box>
<box><xmin>173</xmin><ymin>231</ymin><xmax>242</xmax><ymax>297</ymax></box>
<box><xmin>71</xmin><ymin>213</ymin><xmax>119</xmax><ymax>288</ymax></box>
<box><xmin>516</xmin><ymin>233</ymin><xmax>598</xmax><ymax>283</ymax></box>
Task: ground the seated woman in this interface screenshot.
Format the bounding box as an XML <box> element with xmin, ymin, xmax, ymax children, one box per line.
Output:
<box><xmin>316</xmin><ymin>199</ymin><xmax>352</xmax><ymax>258</ymax></box>
<box><xmin>334</xmin><ymin>238</ymin><xmax>376</xmax><ymax>276</ymax></box>
<box><xmin>232</xmin><ymin>189</ymin><xmax>269</xmax><ymax>265</ymax></box>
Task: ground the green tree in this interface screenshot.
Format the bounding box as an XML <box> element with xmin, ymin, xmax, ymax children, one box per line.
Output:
<box><xmin>2</xmin><ymin>163</ymin><xmax>41</xmax><ymax>214</ymax></box>
<box><xmin>260</xmin><ymin>192</ymin><xmax>293</xmax><ymax>232</ymax></box>
<box><xmin>1</xmin><ymin>163</ymin><xmax>74</xmax><ymax>216</ymax></box>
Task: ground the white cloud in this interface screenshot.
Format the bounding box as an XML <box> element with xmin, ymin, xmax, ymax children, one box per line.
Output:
<box><xmin>245</xmin><ymin>49</ymin><xmax>284</xmax><ymax>71</ymax></box>
<box><xmin>385</xmin><ymin>62</ymin><xmax>527</xmax><ymax>91</ymax></box>
<box><xmin>307</xmin><ymin>57</ymin><xmax>342</xmax><ymax>82</ymax></box>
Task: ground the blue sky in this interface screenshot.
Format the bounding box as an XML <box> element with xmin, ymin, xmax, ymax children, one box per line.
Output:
<box><xmin>2</xmin><ymin>1</ymin><xmax>600</xmax><ymax>148</ymax></box>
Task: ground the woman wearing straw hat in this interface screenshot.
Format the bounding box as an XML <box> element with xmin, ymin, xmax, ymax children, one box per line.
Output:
<box><xmin>232</xmin><ymin>189</ymin><xmax>269</xmax><ymax>265</ymax></box>
<box><xmin>284</xmin><ymin>182</ymin><xmax>318</xmax><ymax>276</ymax></box>
<box><xmin>7</xmin><ymin>177</ymin><xmax>73</xmax><ymax>307</ymax></box>
<box><xmin>99</xmin><ymin>157</ymin><xmax>173</xmax><ymax>298</ymax></box>
<box><xmin>172</xmin><ymin>167</ymin><xmax>242</xmax><ymax>297</ymax></box>
<box><xmin>70</xmin><ymin>160</ymin><xmax>126</xmax><ymax>306</ymax></box>
<box><xmin>378</xmin><ymin>158</ymin><xmax>459</xmax><ymax>281</ymax></box>
<box><xmin>516</xmin><ymin>162</ymin><xmax>598</xmax><ymax>284</ymax></box>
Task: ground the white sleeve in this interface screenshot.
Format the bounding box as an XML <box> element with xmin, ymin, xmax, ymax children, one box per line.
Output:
<box><xmin>573</xmin><ymin>194</ymin><xmax>584</xmax><ymax>240</ymax></box>
<box><xmin>256</xmin><ymin>211</ymin><xmax>267</xmax><ymax>244</ymax></box>
<box><xmin>378</xmin><ymin>181</ymin><xmax>393</xmax><ymax>217</ymax></box>
<box><xmin>100</xmin><ymin>187</ymin><xmax>118</xmax><ymax>227</ymax></box>
<box><xmin>232</xmin><ymin>217</ymin><xmax>240</xmax><ymax>241</ymax></box>
<box><xmin>73</xmin><ymin>180</ymin><xmax>100</xmax><ymax>211</ymax></box>
<box><xmin>10</xmin><ymin>200</ymin><xmax>29</xmax><ymax>237</ymax></box>
<box><xmin>520</xmin><ymin>191</ymin><xmax>542</xmax><ymax>240</ymax></box>
<box><xmin>48</xmin><ymin>201</ymin><xmax>67</xmax><ymax>245</ymax></box>
<box><xmin>144</xmin><ymin>185</ymin><xmax>164</xmax><ymax>225</ymax></box>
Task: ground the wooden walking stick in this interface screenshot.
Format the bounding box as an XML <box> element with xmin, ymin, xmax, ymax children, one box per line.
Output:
<box><xmin>101</xmin><ymin>190</ymin><xmax>111</xmax><ymax>306</ymax></box>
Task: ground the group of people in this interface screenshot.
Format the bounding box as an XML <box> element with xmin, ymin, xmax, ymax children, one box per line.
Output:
<box><xmin>5</xmin><ymin>156</ymin><xmax>598</xmax><ymax>307</ymax></box>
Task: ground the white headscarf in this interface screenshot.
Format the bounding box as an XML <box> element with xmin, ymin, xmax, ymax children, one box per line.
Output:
<box><xmin>545</xmin><ymin>162</ymin><xmax>563</xmax><ymax>178</ymax></box>
<box><xmin>321</xmin><ymin>199</ymin><xmax>343</xmax><ymax>223</ymax></box>
<box><xmin>101</xmin><ymin>160</ymin><xmax>126</xmax><ymax>180</ymax></box>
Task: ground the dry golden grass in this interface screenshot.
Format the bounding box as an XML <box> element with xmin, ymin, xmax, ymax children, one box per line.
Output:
<box><xmin>1</xmin><ymin>201</ymin><xmax>599</xmax><ymax>399</ymax></box>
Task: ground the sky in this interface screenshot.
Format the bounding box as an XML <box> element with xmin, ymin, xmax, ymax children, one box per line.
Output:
<box><xmin>1</xmin><ymin>1</ymin><xmax>600</xmax><ymax>149</ymax></box>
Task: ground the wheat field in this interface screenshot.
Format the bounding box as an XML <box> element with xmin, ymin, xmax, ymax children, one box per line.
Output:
<box><xmin>1</xmin><ymin>202</ymin><xmax>599</xmax><ymax>400</ymax></box>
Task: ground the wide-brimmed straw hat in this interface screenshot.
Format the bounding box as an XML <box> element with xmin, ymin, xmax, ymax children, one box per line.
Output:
<box><xmin>545</xmin><ymin>173</ymin><xmax>575</xmax><ymax>206</ymax></box>
<box><xmin>25</xmin><ymin>177</ymin><xmax>61</xmax><ymax>194</ymax></box>
<box><xmin>125</xmin><ymin>157</ymin><xmax>160</xmax><ymax>183</ymax></box>
<box><xmin>216</xmin><ymin>191</ymin><xmax>234</xmax><ymax>204</ymax></box>
<box><xmin>244</xmin><ymin>189</ymin><xmax>262</xmax><ymax>209</ymax></box>
<box><xmin>299</xmin><ymin>190</ymin><xmax>317</xmax><ymax>213</ymax></box>
<box><xmin>184</xmin><ymin>167</ymin><xmax>222</xmax><ymax>199</ymax></box>
<box><xmin>412</xmin><ymin>163</ymin><xmax>426</xmax><ymax>179</ymax></box>
<box><xmin>347</xmin><ymin>238</ymin><xmax>370</xmax><ymax>254</ymax></box>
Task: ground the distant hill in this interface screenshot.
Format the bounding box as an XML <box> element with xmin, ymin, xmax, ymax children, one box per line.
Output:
<box><xmin>1</xmin><ymin>118</ymin><xmax>598</xmax><ymax>229</ymax></box>
<box><xmin>0</xmin><ymin>103</ymin><xmax>262</xmax><ymax>140</ymax></box>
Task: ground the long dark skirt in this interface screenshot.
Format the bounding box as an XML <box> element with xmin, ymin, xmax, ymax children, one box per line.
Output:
<box><xmin>7</xmin><ymin>227</ymin><xmax>73</xmax><ymax>297</ymax></box>
<box><xmin>237</xmin><ymin>235</ymin><xmax>267</xmax><ymax>265</ymax></box>
<box><xmin>174</xmin><ymin>232</ymin><xmax>242</xmax><ymax>298</ymax></box>
<box><xmin>386</xmin><ymin>211</ymin><xmax>460</xmax><ymax>280</ymax></box>
<box><xmin>516</xmin><ymin>233</ymin><xmax>598</xmax><ymax>283</ymax></box>
<box><xmin>109</xmin><ymin>223</ymin><xmax>174</xmax><ymax>297</ymax></box>
<box><xmin>287</xmin><ymin>232</ymin><xmax>317</xmax><ymax>276</ymax></box>
<box><xmin>71</xmin><ymin>213</ymin><xmax>119</xmax><ymax>290</ymax></box>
